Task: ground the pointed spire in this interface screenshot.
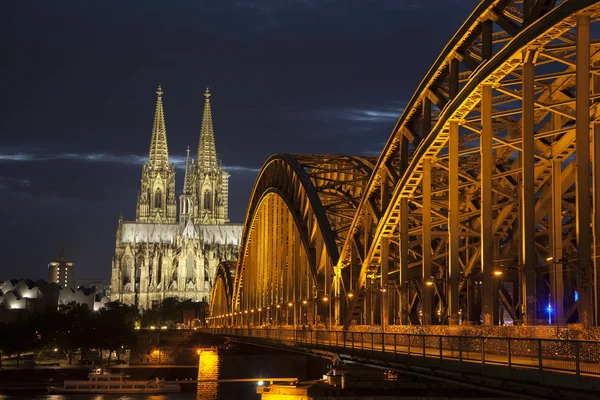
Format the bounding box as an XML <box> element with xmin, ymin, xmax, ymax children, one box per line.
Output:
<box><xmin>197</xmin><ymin>87</ymin><xmax>218</xmax><ymax>171</ymax></box>
<box><xmin>183</xmin><ymin>146</ymin><xmax>193</xmax><ymax>194</ymax></box>
<box><xmin>148</xmin><ymin>85</ymin><xmax>169</xmax><ymax>169</ymax></box>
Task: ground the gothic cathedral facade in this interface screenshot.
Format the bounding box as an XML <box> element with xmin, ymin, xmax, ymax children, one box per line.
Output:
<box><xmin>110</xmin><ymin>86</ymin><xmax>242</xmax><ymax>309</ymax></box>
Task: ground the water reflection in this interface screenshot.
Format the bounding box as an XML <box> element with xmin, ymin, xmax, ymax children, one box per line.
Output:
<box><xmin>197</xmin><ymin>349</ymin><xmax>219</xmax><ymax>400</ymax></box>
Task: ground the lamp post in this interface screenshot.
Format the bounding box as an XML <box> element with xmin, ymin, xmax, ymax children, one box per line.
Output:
<box><xmin>302</xmin><ymin>300</ymin><xmax>308</xmax><ymax>325</ymax></box>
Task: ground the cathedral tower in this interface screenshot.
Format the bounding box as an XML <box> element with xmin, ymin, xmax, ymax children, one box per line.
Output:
<box><xmin>192</xmin><ymin>87</ymin><xmax>229</xmax><ymax>224</ymax></box>
<box><xmin>179</xmin><ymin>146</ymin><xmax>195</xmax><ymax>224</ymax></box>
<box><xmin>136</xmin><ymin>85</ymin><xmax>177</xmax><ymax>223</ymax></box>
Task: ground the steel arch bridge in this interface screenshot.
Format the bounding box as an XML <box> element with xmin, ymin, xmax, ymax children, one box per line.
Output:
<box><xmin>210</xmin><ymin>0</ymin><xmax>600</xmax><ymax>329</ymax></box>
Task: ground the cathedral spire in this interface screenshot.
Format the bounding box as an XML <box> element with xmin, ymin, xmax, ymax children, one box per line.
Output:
<box><xmin>183</xmin><ymin>146</ymin><xmax>192</xmax><ymax>195</ymax></box>
<box><xmin>148</xmin><ymin>85</ymin><xmax>169</xmax><ymax>169</ymax></box>
<box><xmin>197</xmin><ymin>87</ymin><xmax>218</xmax><ymax>171</ymax></box>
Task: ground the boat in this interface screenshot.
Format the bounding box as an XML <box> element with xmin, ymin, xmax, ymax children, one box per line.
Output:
<box><xmin>48</xmin><ymin>368</ymin><xmax>181</xmax><ymax>394</ymax></box>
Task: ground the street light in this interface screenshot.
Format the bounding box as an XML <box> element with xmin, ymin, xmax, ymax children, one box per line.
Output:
<box><xmin>347</xmin><ymin>291</ymin><xmax>355</xmax><ymax>298</ymax></box>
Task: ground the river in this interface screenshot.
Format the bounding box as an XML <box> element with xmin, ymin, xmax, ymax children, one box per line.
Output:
<box><xmin>0</xmin><ymin>342</ymin><xmax>330</xmax><ymax>400</ymax></box>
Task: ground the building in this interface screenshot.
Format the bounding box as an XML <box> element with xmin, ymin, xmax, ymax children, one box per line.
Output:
<box><xmin>75</xmin><ymin>278</ymin><xmax>111</xmax><ymax>298</ymax></box>
<box><xmin>47</xmin><ymin>246</ymin><xmax>75</xmax><ymax>289</ymax></box>
<box><xmin>0</xmin><ymin>279</ymin><xmax>109</xmax><ymax>322</ymax></box>
<box><xmin>110</xmin><ymin>86</ymin><xmax>243</xmax><ymax>309</ymax></box>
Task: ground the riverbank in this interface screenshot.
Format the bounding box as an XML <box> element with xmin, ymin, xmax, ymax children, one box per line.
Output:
<box><xmin>0</xmin><ymin>366</ymin><xmax>199</xmax><ymax>394</ymax></box>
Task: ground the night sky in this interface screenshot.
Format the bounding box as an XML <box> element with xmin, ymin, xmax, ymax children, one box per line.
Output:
<box><xmin>1</xmin><ymin>1</ymin><xmax>476</xmax><ymax>281</ymax></box>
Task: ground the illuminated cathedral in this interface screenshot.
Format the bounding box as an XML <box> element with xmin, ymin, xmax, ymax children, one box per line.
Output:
<box><xmin>110</xmin><ymin>86</ymin><xmax>242</xmax><ymax>309</ymax></box>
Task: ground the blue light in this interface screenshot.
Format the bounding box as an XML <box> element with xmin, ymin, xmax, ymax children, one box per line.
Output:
<box><xmin>575</xmin><ymin>291</ymin><xmax>579</xmax><ymax>302</ymax></box>
<box><xmin>546</xmin><ymin>303</ymin><xmax>553</xmax><ymax>325</ymax></box>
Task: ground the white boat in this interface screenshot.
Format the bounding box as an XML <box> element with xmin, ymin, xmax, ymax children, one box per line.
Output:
<box><xmin>48</xmin><ymin>368</ymin><xmax>181</xmax><ymax>394</ymax></box>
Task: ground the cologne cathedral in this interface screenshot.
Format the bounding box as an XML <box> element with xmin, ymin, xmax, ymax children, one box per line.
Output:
<box><xmin>110</xmin><ymin>86</ymin><xmax>242</xmax><ymax>309</ymax></box>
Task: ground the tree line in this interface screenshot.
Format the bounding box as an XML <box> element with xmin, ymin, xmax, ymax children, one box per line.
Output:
<box><xmin>0</xmin><ymin>297</ymin><xmax>199</xmax><ymax>368</ymax></box>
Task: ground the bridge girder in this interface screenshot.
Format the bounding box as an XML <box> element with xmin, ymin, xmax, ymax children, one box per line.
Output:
<box><xmin>339</xmin><ymin>0</ymin><xmax>600</xmax><ymax>328</ymax></box>
<box><xmin>209</xmin><ymin>261</ymin><xmax>236</xmax><ymax>325</ymax></box>
<box><xmin>210</xmin><ymin>0</ymin><xmax>600</xmax><ymax>329</ymax></box>
<box><xmin>227</xmin><ymin>154</ymin><xmax>373</xmax><ymax>326</ymax></box>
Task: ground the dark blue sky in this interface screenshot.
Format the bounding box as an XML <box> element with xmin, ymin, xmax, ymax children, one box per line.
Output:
<box><xmin>0</xmin><ymin>0</ymin><xmax>475</xmax><ymax>280</ymax></box>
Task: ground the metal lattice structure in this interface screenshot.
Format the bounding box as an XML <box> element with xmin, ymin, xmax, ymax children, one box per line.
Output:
<box><xmin>209</xmin><ymin>261</ymin><xmax>236</xmax><ymax>318</ymax></box>
<box><xmin>210</xmin><ymin>0</ymin><xmax>600</xmax><ymax>329</ymax></box>
<box><xmin>210</xmin><ymin>154</ymin><xmax>374</xmax><ymax>326</ymax></box>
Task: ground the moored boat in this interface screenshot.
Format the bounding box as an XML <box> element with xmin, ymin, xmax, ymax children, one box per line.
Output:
<box><xmin>48</xmin><ymin>368</ymin><xmax>181</xmax><ymax>394</ymax></box>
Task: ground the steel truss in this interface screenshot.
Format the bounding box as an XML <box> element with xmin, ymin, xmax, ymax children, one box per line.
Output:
<box><xmin>210</xmin><ymin>0</ymin><xmax>600</xmax><ymax>329</ymax></box>
<box><xmin>209</xmin><ymin>261</ymin><xmax>236</xmax><ymax>324</ymax></box>
<box><xmin>214</xmin><ymin>154</ymin><xmax>373</xmax><ymax>326</ymax></box>
<box><xmin>340</xmin><ymin>0</ymin><xmax>600</xmax><ymax>328</ymax></box>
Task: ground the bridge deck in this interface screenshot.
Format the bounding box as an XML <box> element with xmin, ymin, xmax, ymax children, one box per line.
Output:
<box><xmin>203</xmin><ymin>328</ymin><xmax>600</xmax><ymax>377</ymax></box>
<box><xmin>202</xmin><ymin>328</ymin><xmax>600</xmax><ymax>399</ymax></box>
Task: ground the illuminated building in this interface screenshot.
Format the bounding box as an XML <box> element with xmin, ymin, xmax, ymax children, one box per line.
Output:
<box><xmin>110</xmin><ymin>86</ymin><xmax>242</xmax><ymax>309</ymax></box>
<box><xmin>48</xmin><ymin>245</ymin><xmax>75</xmax><ymax>289</ymax></box>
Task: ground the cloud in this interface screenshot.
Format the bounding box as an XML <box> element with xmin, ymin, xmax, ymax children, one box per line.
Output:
<box><xmin>0</xmin><ymin>177</ymin><xmax>32</xmax><ymax>192</ymax></box>
<box><xmin>279</xmin><ymin>104</ymin><xmax>404</xmax><ymax>125</ymax></box>
<box><xmin>0</xmin><ymin>148</ymin><xmax>260</xmax><ymax>173</ymax></box>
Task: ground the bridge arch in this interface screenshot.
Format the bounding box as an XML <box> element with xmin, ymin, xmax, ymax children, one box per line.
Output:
<box><xmin>339</xmin><ymin>0</ymin><xmax>600</xmax><ymax>327</ymax></box>
<box><xmin>230</xmin><ymin>154</ymin><xmax>373</xmax><ymax>327</ymax></box>
<box><xmin>209</xmin><ymin>261</ymin><xmax>236</xmax><ymax>326</ymax></box>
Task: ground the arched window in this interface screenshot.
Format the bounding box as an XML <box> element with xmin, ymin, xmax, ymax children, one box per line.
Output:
<box><xmin>155</xmin><ymin>188</ymin><xmax>162</xmax><ymax>208</ymax></box>
<box><xmin>186</xmin><ymin>253</ymin><xmax>195</xmax><ymax>279</ymax></box>
<box><xmin>122</xmin><ymin>257</ymin><xmax>131</xmax><ymax>285</ymax></box>
<box><xmin>204</xmin><ymin>190</ymin><xmax>212</xmax><ymax>210</ymax></box>
<box><xmin>135</xmin><ymin>257</ymin><xmax>143</xmax><ymax>284</ymax></box>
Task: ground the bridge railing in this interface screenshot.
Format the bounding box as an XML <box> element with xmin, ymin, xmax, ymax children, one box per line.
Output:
<box><xmin>202</xmin><ymin>327</ymin><xmax>600</xmax><ymax>377</ymax></box>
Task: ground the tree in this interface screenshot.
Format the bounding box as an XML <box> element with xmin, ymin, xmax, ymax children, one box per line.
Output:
<box><xmin>56</xmin><ymin>302</ymin><xmax>92</xmax><ymax>365</ymax></box>
<box><xmin>0</xmin><ymin>319</ymin><xmax>37</xmax><ymax>367</ymax></box>
<box><xmin>96</xmin><ymin>302</ymin><xmax>137</xmax><ymax>365</ymax></box>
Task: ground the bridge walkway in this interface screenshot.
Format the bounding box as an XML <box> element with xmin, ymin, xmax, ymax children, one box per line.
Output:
<box><xmin>202</xmin><ymin>327</ymin><xmax>600</xmax><ymax>399</ymax></box>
